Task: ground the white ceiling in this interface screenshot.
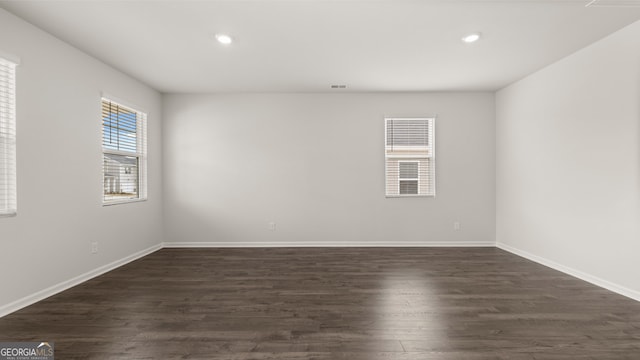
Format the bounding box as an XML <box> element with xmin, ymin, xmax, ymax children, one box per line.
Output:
<box><xmin>1</xmin><ymin>0</ymin><xmax>639</xmax><ymax>93</ymax></box>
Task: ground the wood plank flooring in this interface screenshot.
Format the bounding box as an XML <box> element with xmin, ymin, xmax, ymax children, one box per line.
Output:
<box><xmin>0</xmin><ymin>247</ymin><xmax>639</xmax><ymax>359</ymax></box>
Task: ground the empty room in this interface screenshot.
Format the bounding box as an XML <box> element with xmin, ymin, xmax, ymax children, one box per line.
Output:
<box><xmin>0</xmin><ymin>0</ymin><xmax>639</xmax><ymax>359</ymax></box>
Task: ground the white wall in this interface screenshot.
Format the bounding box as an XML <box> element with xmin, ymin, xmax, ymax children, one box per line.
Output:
<box><xmin>496</xmin><ymin>21</ymin><xmax>640</xmax><ymax>298</ymax></box>
<box><xmin>163</xmin><ymin>93</ymin><xmax>495</xmax><ymax>246</ymax></box>
<box><xmin>0</xmin><ymin>9</ymin><xmax>163</xmax><ymax>313</ymax></box>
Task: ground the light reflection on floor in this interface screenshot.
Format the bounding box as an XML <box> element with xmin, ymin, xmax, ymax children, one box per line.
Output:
<box><xmin>376</xmin><ymin>270</ymin><xmax>446</xmax><ymax>353</ymax></box>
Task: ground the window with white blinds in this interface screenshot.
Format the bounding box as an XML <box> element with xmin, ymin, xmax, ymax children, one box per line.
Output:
<box><xmin>385</xmin><ymin>118</ymin><xmax>435</xmax><ymax>197</ymax></box>
<box><xmin>0</xmin><ymin>57</ymin><xmax>17</xmax><ymax>216</ymax></box>
<box><xmin>102</xmin><ymin>98</ymin><xmax>147</xmax><ymax>204</ymax></box>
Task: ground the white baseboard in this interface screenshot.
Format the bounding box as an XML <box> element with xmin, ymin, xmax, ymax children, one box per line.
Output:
<box><xmin>0</xmin><ymin>241</ymin><xmax>490</xmax><ymax>318</ymax></box>
<box><xmin>496</xmin><ymin>242</ymin><xmax>640</xmax><ymax>302</ymax></box>
<box><xmin>0</xmin><ymin>240</ymin><xmax>491</xmax><ymax>318</ymax></box>
<box><xmin>4</xmin><ymin>240</ymin><xmax>637</xmax><ymax>319</ymax></box>
<box><xmin>162</xmin><ymin>241</ymin><xmax>496</xmax><ymax>248</ymax></box>
<box><xmin>0</xmin><ymin>243</ymin><xmax>162</xmax><ymax>318</ymax></box>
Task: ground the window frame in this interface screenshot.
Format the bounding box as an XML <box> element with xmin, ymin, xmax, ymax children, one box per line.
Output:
<box><xmin>0</xmin><ymin>56</ymin><xmax>18</xmax><ymax>217</ymax></box>
<box><xmin>101</xmin><ymin>96</ymin><xmax>147</xmax><ymax>206</ymax></box>
<box><xmin>384</xmin><ymin>117</ymin><xmax>436</xmax><ymax>198</ymax></box>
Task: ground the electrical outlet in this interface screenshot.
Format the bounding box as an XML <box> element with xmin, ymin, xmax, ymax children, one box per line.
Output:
<box><xmin>91</xmin><ymin>241</ymin><xmax>98</xmax><ymax>254</ymax></box>
<box><xmin>268</xmin><ymin>222</ymin><xmax>276</xmax><ymax>231</ymax></box>
<box><xmin>454</xmin><ymin>222</ymin><xmax>461</xmax><ymax>231</ymax></box>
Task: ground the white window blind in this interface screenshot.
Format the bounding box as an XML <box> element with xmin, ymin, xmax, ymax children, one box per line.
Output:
<box><xmin>385</xmin><ymin>118</ymin><xmax>435</xmax><ymax>197</ymax></box>
<box><xmin>101</xmin><ymin>98</ymin><xmax>147</xmax><ymax>204</ymax></box>
<box><xmin>0</xmin><ymin>57</ymin><xmax>17</xmax><ymax>216</ymax></box>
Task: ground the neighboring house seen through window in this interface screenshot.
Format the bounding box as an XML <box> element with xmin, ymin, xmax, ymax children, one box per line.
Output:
<box><xmin>0</xmin><ymin>57</ymin><xmax>17</xmax><ymax>216</ymax></box>
<box><xmin>385</xmin><ymin>118</ymin><xmax>435</xmax><ymax>197</ymax></box>
<box><xmin>102</xmin><ymin>98</ymin><xmax>147</xmax><ymax>204</ymax></box>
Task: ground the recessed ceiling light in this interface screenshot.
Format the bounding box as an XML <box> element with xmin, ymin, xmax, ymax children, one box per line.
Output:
<box><xmin>215</xmin><ymin>34</ymin><xmax>233</xmax><ymax>45</ymax></box>
<box><xmin>461</xmin><ymin>32</ymin><xmax>481</xmax><ymax>43</ymax></box>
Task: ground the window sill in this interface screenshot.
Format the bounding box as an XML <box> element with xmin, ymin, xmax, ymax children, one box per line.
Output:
<box><xmin>0</xmin><ymin>212</ymin><xmax>17</xmax><ymax>218</ymax></box>
<box><xmin>102</xmin><ymin>198</ymin><xmax>147</xmax><ymax>207</ymax></box>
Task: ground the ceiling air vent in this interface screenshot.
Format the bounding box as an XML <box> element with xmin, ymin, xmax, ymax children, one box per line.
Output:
<box><xmin>586</xmin><ymin>0</ymin><xmax>640</xmax><ymax>7</ymax></box>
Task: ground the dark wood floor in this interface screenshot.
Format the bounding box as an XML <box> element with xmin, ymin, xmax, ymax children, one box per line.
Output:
<box><xmin>0</xmin><ymin>248</ymin><xmax>639</xmax><ymax>359</ymax></box>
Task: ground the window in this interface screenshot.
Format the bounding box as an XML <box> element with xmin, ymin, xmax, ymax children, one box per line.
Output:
<box><xmin>101</xmin><ymin>98</ymin><xmax>147</xmax><ymax>204</ymax></box>
<box><xmin>385</xmin><ymin>118</ymin><xmax>435</xmax><ymax>197</ymax></box>
<box><xmin>0</xmin><ymin>57</ymin><xmax>17</xmax><ymax>216</ymax></box>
